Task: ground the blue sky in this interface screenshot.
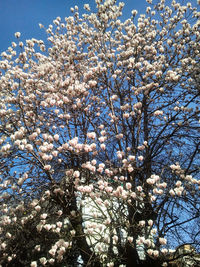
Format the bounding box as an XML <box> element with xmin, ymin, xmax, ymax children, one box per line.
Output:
<box><xmin>0</xmin><ymin>0</ymin><xmax>147</xmax><ymax>53</ymax></box>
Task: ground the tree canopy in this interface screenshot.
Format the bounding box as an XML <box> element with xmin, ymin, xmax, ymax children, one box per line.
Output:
<box><xmin>0</xmin><ymin>0</ymin><xmax>200</xmax><ymax>266</ymax></box>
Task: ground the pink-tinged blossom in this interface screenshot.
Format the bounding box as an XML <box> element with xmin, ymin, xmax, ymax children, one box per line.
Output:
<box><xmin>70</xmin><ymin>230</ymin><xmax>76</xmax><ymax>236</ymax></box>
<box><xmin>134</xmin><ymin>102</ymin><xmax>142</xmax><ymax>109</ymax></box>
<box><xmin>15</xmin><ymin>32</ymin><xmax>21</xmax><ymax>38</ymax></box>
<box><xmin>56</xmin><ymin>221</ymin><xmax>62</xmax><ymax>228</ymax></box>
<box><xmin>107</xmin><ymin>263</ymin><xmax>114</xmax><ymax>267</ymax></box>
<box><xmin>139</xmin><ymin>220</ymin><xmax>145</xmax><ymax>227</ymax></box>
<box><xmin>126</xmin><ymin>183</ymin><xmax>132</xmax><ymax>190</ymax></box>
<box><xmin>146</xmin><ymin>178</ymin><xmax>156</xmax><ymax>185</ymax></box>
<box><xmin>153</xmin><ymin>250</ymin><xmax>159</xmax><ymax>257</ymax></box>
<box><xmin>144</xmin><ymin>239</ymin><xmax>152</xmax><ymax>247</ymax></box>
<box><xmin>35</xmin><ymin>245</ymin><xmax>41</xmax><ymax>252</ymax></box>
<box><xmin>105</xmin><ymin>218</ymin><xmax>111</xmax><ymax>225</ymax></box>
<box><xmin>137</xmin><ymin>145</ymin><xmax>145</xmax><ymax>151</ymax></box>
<box><xmin>131</xmin><ymin>9</ymin><xmax>138</xmax><ymax>16</ymax></box>
<box><xmin>154</xmin><ymin>110</ymin><xmax>163</xmax><ymax>116</ymax></box>
<box><xmin>44</xmin><ymin>165</ymin><xmax>51</xmax><ymax>171</ymax></box>
<box><xmin>101</xmin><ymin>130</ymin><xmax>106</xmax><ymax>136</ymax></box>
<box><xmin>98</xmin><ymin>136</ymin><xmax>105</xmax><ymax>143</ymax></box>
<box><xmin>6</xmin><ymin>232</ymin><xmax>12</xmax><ymax>238</ymax></box>
<box><xmin>40</xmin><ymin>213</ymin><xmax>48</xmax><ymax>220</ymax></box>
<box><xmin>31</xmin><ymin>261</ymin><xmax>37</xmax><ymax>267</ymax></box>
<box><xmin>161</xmin><ymin>248</ymin><xmax>168</xmax><ymax>255</ymax></box>
<box><xmin>87</xmin><ymin>132</ymin><xmax>96</xmax><ymax>139</ymax></box>
<box><xmin>116</xmin><ymin>133</ymin><xmax>123</xmax><ymax>139</ymax></box>
<box><xmin>29</xmin><ymin>132</ymin><xmax>38</xmax><ymax>141</ymax></box>
<box><xmin>105</xmin><ymin>186</ymin><xmax>113</xmax><ymax>193</ymax></box>
<box><xmin>69</xmin><ymin>137</ymin><xmax>78</xmax><ymax>147</ymax></box>
<box><xmin>147</xmin><ymin>249</ymin><xmax>153</xmax><ymax>256</ymax></box>
<box><xmin>117</xmin><ymin>151</ymin><xmax>123</xmax><ymax>159</ymax></box>
<box><xmin>91</xmin><ymin>159</ymin><xmax>97</xmax><ymax>165</ymax></box>
<box><xmin>128</xmin><ymin>155</ymin><xmax>135</xmax><ymax>161</ymax></box>
<box><xmin>143</xmin><ymin>141</ymin><xmax>148</xmax><ymax>146</ymax></box>
<box><xmin>52</xmin><ymin>150</ymin><xmax>58</xmax><ymax>157</ymax></box>
<box><xmin>43</xmin><ymin>224</ymin><xmax>52</xmax><ymax>231</ymax></box>
<box><xmin>99</xmin><ymin>163</ymin><xmax>105</xmax><ymax>169</ymax></box>
<box><xmin>159</xmin><ymin>237</ymin><xmax>167</xmax><ymax>245</ymax></box>
<box><xmin>54</xmin><ymin>134</ymin><xmax>59</xmax><ymax>141</ymax></box>
<box><xmin>169</xmin><ymin>189</ymin><xmax>175</xmax><ymax>196</ymax></box>
<box><xmin>1</xmin><ymin>242</ymin><xmax>7</xmax><ymax>250</ymax></box>
<box><xmin>49</xmin><ymin>247</ymin><xmax>56</xmax><ymax>256</ymax></box>
<box><xmin>176</xmin><ymin>189</ymin><xmax>183</xmax><ymax>196</ymax></box>
<box><xmin>36</xmin><ymin>224</ymin><xmax>43</xmax><ymax>232</ymax></box>
<box><xmin>137</xmin><ymin>236</ymin><xmax>145</xmax><ymax>245</ymax></box>
<box><xmin>73</xmin><ymin>171</ymin><xmax>80</xmax><ymax>178</ymax></box>
<box><xmin>18</xmin><ymin>178</ymin><xmax>24</xmax><ymax>186</ymax></box>
<box><xmin>131</xmin><ymin>192</ymin><xmax>136</xmax><ymax>198</ymax></box>
<box><xmin>97</xmin><ymin>167</ymin><xmax>104</xmax><ymax>173</ymax></box>
<box><xmin>113</xmin><ymin>235</ymin><xmax>118</xmax><ymax>243</ymax></box>
<box><xmin>35</xmin><ymin>205</ymin><xmax>41</xmax><ymax>212</ymax></box>
<box><xmin>151</xmin><ymin>196</ymin><xmax>156</xmax><ymax>202</ymax></box>
<box><xmin>123</xmin><ymin>113</ymin><xmax>130</xmax><ymax>119</ymax></box>
<box><xmin>44</xmin><ymin>190</ymin><xmax>50</xmax><ymax>197</ymax></box>
<box><xmin>148</xmin><ymin>220</ymin><xmax>154</xmax><ymax>226</ymax></box>
<box><xmin>40</xmin><ymin>257</ymin><xmax>47</xmax><ymax>265</ymax></box>
<box><xmin>42</xmin><ymin>154</ymin><xmax>49</xmax><ymax>161</ymax></box>
<box><xmin>137</xmin><ymin>186</ymin><xmax>143</xmax><ymax>192</ymax></box>
<box><xmin>111</xmin><ymin>94</ymin><xmax>118</xmax><ymax>100</ymax></box>
<box><xmin>175</xmin><ymin>180</ymin><xmax>182</xmax><ymax>187</ymax></box>
<box><xmin>90</xmin><ymin>143</ymin><xmax>96</xmax><ymax>151</ymax></box>
<box><xmin>138</xmin><ymin>156</ymin><xmax>144</xmax><ymax>161</ymax></box>
<box><xmin>100</xmin><ymin>143</ymin><xmax>106</xmax><ymax>150</ymax></box>
<box><xmin>128</xmin><ymin>166</ymin><xmax>134</xmax><ymax>173</ymax></box>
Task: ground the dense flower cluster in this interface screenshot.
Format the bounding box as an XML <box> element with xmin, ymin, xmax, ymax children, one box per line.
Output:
<box><xmin>0</xmin><ymin>0</ymin><xmax>199</xmax><ymax>266</ymax></box>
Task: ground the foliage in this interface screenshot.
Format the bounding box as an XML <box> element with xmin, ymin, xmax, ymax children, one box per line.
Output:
<box><xmin>0</xmin><ymin>0</ymin><xmax>200</xmax><ymax>266</ymax></box>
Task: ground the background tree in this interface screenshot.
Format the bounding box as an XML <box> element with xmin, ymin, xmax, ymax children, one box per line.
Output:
<box><xmin>0</xmin><ymin>0</ymin><xmax>200</xmax><ymax>266</ymax></box>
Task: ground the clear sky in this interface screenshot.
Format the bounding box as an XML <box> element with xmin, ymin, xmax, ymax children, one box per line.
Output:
<box><xmin>0</xmin><ymin>0</ymin><xmax>148</xmax><ymax>53</ymax></box>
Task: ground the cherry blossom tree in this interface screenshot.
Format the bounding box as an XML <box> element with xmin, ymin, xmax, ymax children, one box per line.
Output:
<box><xmin>0</xmin><ymin>0</ymin><xmax>200</xmax><ymax>266</ymax></box>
